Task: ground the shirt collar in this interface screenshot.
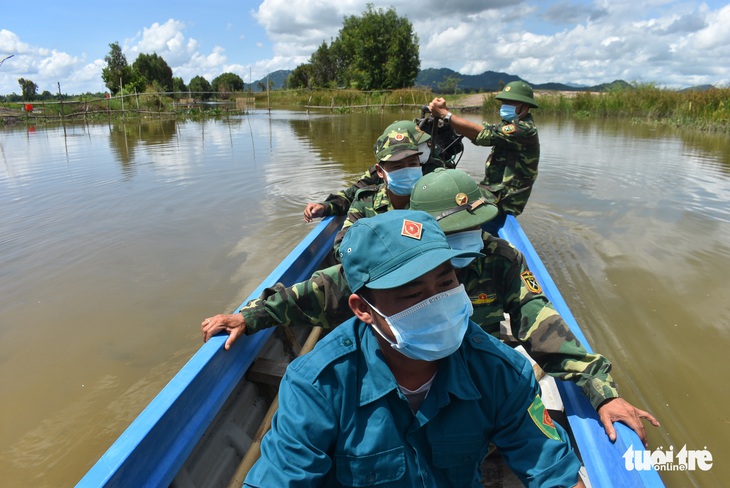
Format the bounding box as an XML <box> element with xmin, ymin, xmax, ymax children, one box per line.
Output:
<box><xmin>356</xmin><ymin>321</ymin><xmax>482</xmax><ymax>408</ymax></box>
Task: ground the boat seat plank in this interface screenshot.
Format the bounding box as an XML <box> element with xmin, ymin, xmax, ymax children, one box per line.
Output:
<box><xmin>246</xmin><ymin>358</ymin><xmax>289</xmax><ymax>387</ymax></box>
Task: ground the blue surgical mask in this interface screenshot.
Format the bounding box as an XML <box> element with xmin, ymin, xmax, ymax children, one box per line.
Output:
<box><xmin>500</xmin><ymin>104</ymin><xmax>519</xmax><ymax>122</ymax></box>
<box><xmin>446</xmin><ymin>230</ymin><xmax>485</xmax><ymax>268</ymax></box>
<box><xmin>364</xmin><ymin>284</ymin><xmax>472</xmax><ymax>361</ymax></box>
<box><xmin>383</xmin><ymin>166</ymin><xmax>422</xmax><ymax>196</ymax></box>
<box><xmin>418</xmin><ymin>142</ymin><xmax>430</xmax><ymax>164</ymax></box>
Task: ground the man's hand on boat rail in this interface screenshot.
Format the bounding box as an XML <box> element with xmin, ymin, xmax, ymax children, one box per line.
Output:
<box><xmin>303</xmin><ymin>203</ymin><xmax>326</xmax><ymax>223</ymax></box>
<box><xmin>597</xmin><ymin>397</ymin><xmax>660</xmax><ymax>448</ymax></box>
<box><xmin>201</xmin><ymin>313</ymin><xmax>246</xmax><ymax>350</ymax></box>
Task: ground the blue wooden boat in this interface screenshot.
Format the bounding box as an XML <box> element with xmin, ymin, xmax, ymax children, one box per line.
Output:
<box><xmin>77</xmin><ymin>215</ymin><xmax>664</xmax><ymax>488</ymax></box>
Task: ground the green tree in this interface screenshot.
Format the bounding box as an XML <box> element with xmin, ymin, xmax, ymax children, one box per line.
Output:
<box><xmin>18</xmin><ymin>78</ymin><xmax>38</xmax><ymax>101</ymax></box>
<box><xmin>172</xmin><ymin>77</ymin><xmax>187</xmax><ymax>93</ymax></box>
<box><xmin>122</xmin><ymin>68</ymin><xmax>148</xmax><ymax>95</ymax></box>
<box><xmin>438</xmin><ymin>75</ymin><xmax>462</xmax><ymax>94</ymax></box>
<box><xmin>309</xmin><ymin>41</ymin><xmax>338</xmax><ymax>88</ymax></box>
<box><xmin>212</xmin><ymin>72</ymin><xmax>244</xmax><ymax>97</ymax></box>
<box><xmin>188</xmin><ymin>75</ymin><xmax>212</xmax><ymax>99</ymax></box>
<box><xmin>101</xmin><ymin>42</ymin><xmax>133</xmax><ymax>95</ymax></box>
<box><xmin>288</xmin><ymin>64</ymin><xmax>313</xmax><ymax>89</ymax></box>
<box><xmin>133</xmin><ymin>53</ymin><xmax>173</xmax><ymax>91</ymax></box>
<box><xmin>332</xmin><ymin>5</ymin><xmax>419</xmax><ymax>90</ymax></box>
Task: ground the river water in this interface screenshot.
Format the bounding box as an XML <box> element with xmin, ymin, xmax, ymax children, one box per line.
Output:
<box><xmin>1</xmin><ymin>111</ymin><xmax>728</xmax><ymax>487</ymax></box>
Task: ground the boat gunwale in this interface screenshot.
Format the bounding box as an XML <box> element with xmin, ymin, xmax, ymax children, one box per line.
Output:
<box><xmin>77</xmin><ymin>216</ymin><xmax>344</xmax><ymax>488</ymax></box>
<box><xmin>499</xmin><ymin>215</ymin><xmax>663</xmax><ymax>487</ymax></box>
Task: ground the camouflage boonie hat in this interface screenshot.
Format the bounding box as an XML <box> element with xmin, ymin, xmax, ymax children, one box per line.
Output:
<box><xmin>383</xmin><ymin>119</ymin><xmax>431</xmax><ymax>144</ymax></box>
<box><xmin>374</xmin><ymin>125</ymin><xmax>422</xmax><ymax>163</ymax></box>
<box><xmin>410</xmin><ymin>168</ymin><xmax>498</xmax><ymax>233</ymax></box>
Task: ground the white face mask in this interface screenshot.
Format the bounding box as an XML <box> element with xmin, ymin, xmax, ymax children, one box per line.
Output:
<box><xmin>364</xmin><ymin>284</ymin><xmax>472</xmax><ymax>361</ymax></box>
<box><xmin>446</xmin><ymin>230</ymin><xmax>485</xmax><ymax>268</ymax></box>
<box><xmin>418</xmin><ymin>142</ymin><xmax>430</xmax><ymax>164</ymax></box>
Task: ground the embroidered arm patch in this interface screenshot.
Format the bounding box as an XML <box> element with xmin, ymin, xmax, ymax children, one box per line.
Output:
<box><xmin>528</xmin><ymin>395</ymin><xmax>561</xmax><ymax>441</ymax></box>
<box><xmin>520</xmin><ymin>270</ymin><xmax>542</xmax><ymax>294</ymax></box>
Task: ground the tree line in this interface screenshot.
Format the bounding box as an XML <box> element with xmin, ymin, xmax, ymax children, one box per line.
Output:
<box><xmin>7</xmin><ymin>5</ymin><xmax>418</xmax><ymax>102</ymax></box>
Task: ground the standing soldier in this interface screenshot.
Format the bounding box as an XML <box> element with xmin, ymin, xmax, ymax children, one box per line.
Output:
<box><xmin>429</xmin><ymin>81</ymin><xmax>540</xmax><ymax>231</ymax></box>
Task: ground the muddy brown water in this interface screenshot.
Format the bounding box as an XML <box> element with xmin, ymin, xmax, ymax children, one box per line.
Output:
<box><xmin>1</xmin><ymin>112</ymin><xmax>728</xmax><ymax>487</ymax></box>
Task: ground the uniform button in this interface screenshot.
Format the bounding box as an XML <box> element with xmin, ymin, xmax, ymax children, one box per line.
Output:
<box><xmin>472</xmin><ymin>335</ymin><xmax>483</xmax><ymax>344</ymax></box>
<box><xmin>342</xmin><ymin>338</ymin><xmax>353</xmax><ymax>346</ymax></box>
<box><xmin>366</xmin><ymin>473</ymin><xmax>375</xmax><ymax>483</ymax></box>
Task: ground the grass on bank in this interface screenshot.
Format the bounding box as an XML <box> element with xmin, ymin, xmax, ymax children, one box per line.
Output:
<box><xmin>3</xmin><ymin>85</ymin><xmax>729</xmax><ymax>132</ymax></box>
<box><xmin>523</xmin><ymin>84</ymin><xmax>729</xmax><ymax>132</ymax></box>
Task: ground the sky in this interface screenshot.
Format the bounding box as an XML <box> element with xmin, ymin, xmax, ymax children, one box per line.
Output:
<box><xmin>2</xmin><ymin>0</ymin><xmax>730</xmax><ymax>95</ymax></box>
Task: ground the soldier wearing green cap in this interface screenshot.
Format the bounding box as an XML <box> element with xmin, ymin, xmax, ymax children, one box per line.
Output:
<box><xmin>303</xmin><ymin>119</ymin><xmax>448</xmax><ymax>223</ymax></box>
<box><xmin>429</xmin><ymin>80</ymin><xmax>540</xmax><ymax>228</ymax></box>
<box><xmin>202</xmin><ymin>168</ymin><xmax>659</xmax><ymax>447</ymax></box>
<box><xmin>329</xmin><ymin>122</ymin><xmax>424</xmax><ymax>258</ymax></box>
<box><xmin>243</xmin><ymin>209</ymin><xmax>585</xmax><ymax>488</ymax></box>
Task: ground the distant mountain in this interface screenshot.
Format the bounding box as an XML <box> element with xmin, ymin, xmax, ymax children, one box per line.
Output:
<box><xmin>244</xmin><ymin>69</ymin><xmax>292</xmax><ymax>92</ymax></box>
<box><xmin>416</xmin><ymin>68</ymin><xmax>525</xmax><ymax>92</ymax></box>
<box><xmin>680</xmin><ymin>84</ymin><xmax>716</xmax><ymax>92</ymax></box>
<box><xmin>416</xmin><ymin>69</ymin><xmax>633</xmax><ymax>93</ymax></box>
<box><xmin>586</xmin><ymin>80</ymin><xmax>633</xmax><ymax>91</ymax></box>
<box><xmin>244</xmin><ymin>68</ymin><xmax>637</xmax><ymax>93</ymax></box>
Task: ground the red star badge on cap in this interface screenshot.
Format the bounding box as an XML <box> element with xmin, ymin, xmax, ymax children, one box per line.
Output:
<box><xmin>401</xmin><ymin>219</ymin><xmax>423</xmax><ymax>240</ymax></box>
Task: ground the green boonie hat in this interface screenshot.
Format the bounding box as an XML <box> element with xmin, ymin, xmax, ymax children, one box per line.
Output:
<box><xmin>339</xmin><ymin>210</ymin><xmax>483</xmax><ymax>293</ymax></box>
<box><xmin>374</xmin><ymin>125</ymin><xmax>422</xmax><ymax>163</ymax></box>
<box><xmin>496</xmin><ymin>81</ymin><xmax>539</xmax><ymax>108</ymax></box>
<box><xmin>410</xmin><ymin>168</ymin><xmax>499</xmax><ymax>233</ymax></box>
<box><xmin>383</xmin><ymin>119</ymin><xmax>431</xmax><ymax>144</ymax></box>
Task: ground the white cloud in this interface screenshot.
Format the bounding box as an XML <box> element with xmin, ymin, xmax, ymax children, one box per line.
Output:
<box><xmin>2</xmin><ymin>2</ymin><xmax>730</xmax><ymax>94</ymax></box>
<box><xmin>126</xmin><ymin>19</ymin><xmax>197</xmax><ymax>67</ymax></box>
<box><xmin>38</xmin><ymin>51</ymin><xmax>80</xmax><ymax>79</ymax></box>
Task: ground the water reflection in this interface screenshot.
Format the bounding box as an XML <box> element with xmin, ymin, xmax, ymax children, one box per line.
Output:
<box><xmin>1</xmin><ymin>113</ymin><xmax>728</xmax><ymax>488</ymax></box>
<box><xmin>107</xmin><ymin>119</ymin><xmax>179</xmax><ymax>174</ymax></box>
<box><xmin>288</xmin><ymin>110</ymin><xmax>424</xmax><ymax>175</ymax></box>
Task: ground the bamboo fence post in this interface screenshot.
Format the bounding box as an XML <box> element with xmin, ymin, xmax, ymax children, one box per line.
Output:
<box><xmin>57</xmin><ymin>82</ymin><xmax>64</xmax><ymax>121</ymax></box>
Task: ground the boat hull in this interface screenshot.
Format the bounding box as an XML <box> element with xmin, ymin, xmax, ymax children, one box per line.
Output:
<box><xmin>79</xmin><ymin>215</ymin><xmax>664</xmax><ymax>488</ymax></box>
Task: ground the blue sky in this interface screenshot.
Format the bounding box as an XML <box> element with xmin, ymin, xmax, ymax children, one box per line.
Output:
<box><xmin>2</xmin><ymin>0</ymin><xmax>729</xmax><ymax>95</ymax></box>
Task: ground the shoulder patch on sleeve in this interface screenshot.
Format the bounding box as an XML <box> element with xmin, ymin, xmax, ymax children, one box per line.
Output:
<box><xmin>528</xmin><ymin>395</ymin><xmax>561</xmax><ymax>441</ymax></box>
<box><xmin>520</xmin><ymin>270</ymin><xmax>542</xmax><ymax>294</ymax></box>
<box><xmin>501</xmin><ymin>124</ymin><xmax>516</xmax><ymax>134</ymax></box>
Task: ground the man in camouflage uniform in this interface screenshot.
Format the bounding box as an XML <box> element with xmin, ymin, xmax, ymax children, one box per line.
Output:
<box><xmin>202</xmin><ymin>168</ymin><xmax>659</xmax><ymax>447</ymax></box>
<box><xmin>303</xmin><ymin>120</ymin><xmax>448</xmax><ymax>223</ymax></box>
<box><xmin>330</xmin><ymin>123</ymin><xmax>423</xmax><ymax>257</ymax></box>
<box><xmin>429</xmin><ymin>81</ymin><xmax>540</xmax><ymax>230</ymax></box>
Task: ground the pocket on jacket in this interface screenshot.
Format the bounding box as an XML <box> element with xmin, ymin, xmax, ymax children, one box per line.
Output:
<box><xmin>335</xmin><ymin>446</ymin><xmax>405</xmax><ymax>487</ymax></box>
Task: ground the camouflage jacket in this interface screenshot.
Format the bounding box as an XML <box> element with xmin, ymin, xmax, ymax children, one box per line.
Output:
<box><xmin>319</xmin><ymin>165</ymin><xmax>381</xmax><ymax>218</ymax></box>
<box><xmin>473</xmin><ymin>114</ymin><xmax>540</xmax><ymax>217</ymax></box>
<box><xmin>332</xmin><ymin>184</ymin><xmax>394</xmax><ymax>259</ymax></box>
<box><xmin>318</xmin><ymin>156</ymin><xmax>447</xmax><ymax>217</ymax></box>
<box><xmin>241</xmin><ymin>233</ymin><xmax>618</xmax><ymax>410</ymax></box>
